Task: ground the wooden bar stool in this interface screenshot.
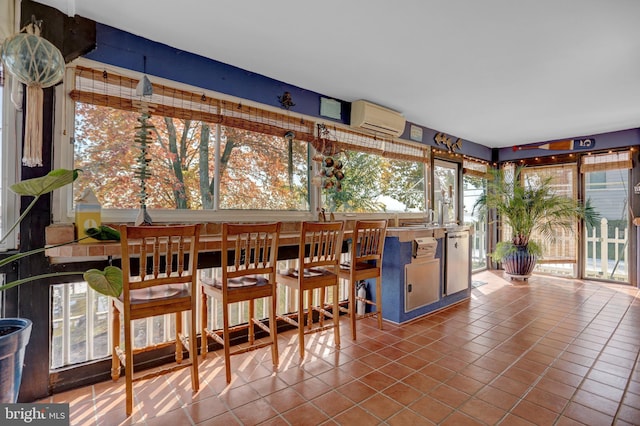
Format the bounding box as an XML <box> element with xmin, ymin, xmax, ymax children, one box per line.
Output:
<box><xmin>201</xmin><ymin>222</ymin><xmax>280</xmax><ymax>383</ymax></box>
<box><xmin>278</xmin><ymin>221</ymin><xmax>343</xmax><ymax>359</ymax></box>
<box><xmin>339</xmin><ymin>219</ymin><xmax>387</xmax><ymax>340</ymax></box>
<box><xmin>111</xmin><ymin>224</ymin><xmax>201</xmax><ymax>416</ymax></box>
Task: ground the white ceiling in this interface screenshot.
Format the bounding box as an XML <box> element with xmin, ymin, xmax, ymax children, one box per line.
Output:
<box><xmin>36</xmin><ymin>0</ymin><xmax>640</xmax><ymax>148</ymax></box>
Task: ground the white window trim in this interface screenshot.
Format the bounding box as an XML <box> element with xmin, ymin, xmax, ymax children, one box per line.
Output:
<box><xmin>0</xmin><ymin>73</ymin><xmax>19</xmax><ymax>251</ymax></box>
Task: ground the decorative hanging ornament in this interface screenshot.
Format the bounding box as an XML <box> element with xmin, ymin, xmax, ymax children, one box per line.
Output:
<box><xmin>1</xmin><ymin>17</ymin><xmax>64</xmax><ymax>167</ymax></box>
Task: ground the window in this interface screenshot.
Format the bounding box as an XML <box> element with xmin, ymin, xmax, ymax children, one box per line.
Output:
<box><xmin>321</xmin><ymin>151</ymin><xmax>426</xmax><ymax>213</ymax></box>
<box><xmin>73</xmin><ymin>103</ymin><xmax>309</xmax><ymax>211</ymax></box>
<box><xmin>65</xmin><ymin>62</ymin><xmax>430</xmax><ymax>220</ymax></box>
<box><xmin>522</xmin><ymin>164</ymin><xmax>579</xmax><ymax>277</ymax></box>
<box><xmin>0</xmin><ymin>64</ymin><xmax>18</xmax><ymax>251</ymax></box>
<box><xmin>463</xmin><ymin>159</ymin><xmax>489</xmax><ymax>271</ymax></box>
<box><xmin>433</xmin><ymin>159</ymin><xmax>458</xmax><ymax>224</ymax></box>
<box><xmin>582</xmin><ymin>150</ymin><xmax>631</xmax><ymax>283</ymax></box>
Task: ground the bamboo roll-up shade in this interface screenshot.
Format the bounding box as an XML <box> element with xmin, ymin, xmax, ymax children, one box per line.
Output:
<box><xmin>69</xmin><ymin>66</ymin><xmax>316</xmax><ymax>142</ymax></box>
<box><xmin>522</xmin><ymin>164</ymin><xmax>579</xmax><ymax>260</ymax></box>
<box><xmin>581</xmin><ymin>150</ymin><xmax>632</xmax><ymax>173</ymax></box>
<box><xmin>219</xmin><ymin>99</ymin><xmax>315</xmax><ymax>143</ymax></box>
<box><xmin>383</xmin><ymin>139</ymin><xmax>430</xmax><ymax>162</ymax></box>
<box><xmin>314</xmin><ymin>123</ymin><xmax>429</xmax><ymax>163</ymax></box>
<box><xmin>463</xmin><ymin>159</ymin><xmax>490</xmax><ymax>178</ymax></box>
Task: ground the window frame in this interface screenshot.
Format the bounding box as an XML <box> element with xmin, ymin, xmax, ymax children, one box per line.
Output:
<box><xmin>0</xmin><ymin>70</ymin><xmax>19</xmax><ymax>251</ymax></box>
<box><xmin>54</xmin><ymin>59</ymin><xmax>433</xmax><ymax>224</ymax></box>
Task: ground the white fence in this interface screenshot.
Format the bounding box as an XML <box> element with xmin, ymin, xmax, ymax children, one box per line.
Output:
<box><xmin>534</xmin><ymin>218</ymin><xmax>628</xmax><ymax>282</ymax></box>
<box><xmin>51</xmin><ymin>257</ymin><xmax>351</xmax><ymax>369</ymax></box>
<box><xmin>585</xmin><ymin>218</ymin><xmax>628</xmax><ymax>281</ymax></box>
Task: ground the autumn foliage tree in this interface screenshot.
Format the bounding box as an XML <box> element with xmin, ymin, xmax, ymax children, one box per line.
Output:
<box><xmin>73</xmin><ymin>103</ymin><xmax>308</xmax><ymax>211</ymax></box>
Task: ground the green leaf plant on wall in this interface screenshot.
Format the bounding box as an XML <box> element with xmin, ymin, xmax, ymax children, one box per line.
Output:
<box><xmin>0</xmin><ymin>169</ymin><xmax>123</xmax><ymax>297</ymax></box>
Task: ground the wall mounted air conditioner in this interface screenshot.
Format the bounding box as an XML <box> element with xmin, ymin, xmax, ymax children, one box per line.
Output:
<box><xmin>350</xmin><ymin>100</ymin><xmax>406</xmax><ymax>137</ymax></box>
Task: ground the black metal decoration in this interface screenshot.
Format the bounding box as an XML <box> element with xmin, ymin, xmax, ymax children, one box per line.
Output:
<box><xmin>134</xmin><ymin>111</ymin><xmax>154</xmax><ymax>225</ymax></box>
<box><xmin>278</xmin><ymin>91</ymin><xmax>295</xmax><ymax>110</ymax></box>
<box><xmin>284</xmin><ymin>131</ymin><xmax>295</xmax><ymax>189</ymax></box>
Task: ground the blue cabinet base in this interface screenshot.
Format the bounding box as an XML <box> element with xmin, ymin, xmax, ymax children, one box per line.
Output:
<box><xmin>379</xmin><ymin>235</ymin><xmax>470</xmax><ymax>324</ymax></box>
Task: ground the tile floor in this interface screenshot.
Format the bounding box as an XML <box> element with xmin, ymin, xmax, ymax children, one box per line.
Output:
<box><xmin>40</xmin><ymin>271</ymin><xmax>640</xmax><ymax>425</ymax></box>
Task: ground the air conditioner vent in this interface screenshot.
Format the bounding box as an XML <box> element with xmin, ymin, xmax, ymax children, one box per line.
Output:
<box><xmin>350</xmin><ymin>100</ymin><xmax>406</xmax><ymax>137</ymax></box>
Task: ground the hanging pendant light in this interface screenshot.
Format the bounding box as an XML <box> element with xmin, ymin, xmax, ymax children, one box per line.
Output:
<box><xmin>1</xmin><ymin>17</ymin><xmax>64</xmax><ymax>167</ymax></box>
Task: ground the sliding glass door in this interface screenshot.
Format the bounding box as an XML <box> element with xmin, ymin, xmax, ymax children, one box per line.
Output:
<box><xmin>582</xmin><ymin>152</ymin><xmax>631</xmax><ymax>283</ymax></box>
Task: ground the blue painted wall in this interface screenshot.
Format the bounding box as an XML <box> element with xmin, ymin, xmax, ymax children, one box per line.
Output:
<box><xmin>498</xmin><ymin>128</ymin><xmax>640</xmax><ymax>163</ymax></box>
<box><xmin>84</xmin><ymin>23</ymin><xmax>494</xmax><ymax>161</ymax></box>
<box><xmin>84</xmin><ymin>23</ymin><xmax>635</xmax><ymax>165</ymax></box>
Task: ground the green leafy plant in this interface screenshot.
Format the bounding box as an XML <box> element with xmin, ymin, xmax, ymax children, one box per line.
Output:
<box><xmin>0</xmin><ymin>169</ymin><xmax>123</xmax><ymax>297</ymax></box>
<box><xmin>473</xmin><ymin>165</ymin><xmax>599</xmax><ymax>263</ymax></box>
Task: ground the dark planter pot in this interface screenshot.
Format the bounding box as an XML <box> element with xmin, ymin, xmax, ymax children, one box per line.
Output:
<box><xmin>502</xmin><ymin>246</ymin><xmax>537</xmax><ymax>281</ymax></box>
<box><xmin>0</xmin><ymin>318</ymin><xmax>32</xmax><ymax>403</ymax></box>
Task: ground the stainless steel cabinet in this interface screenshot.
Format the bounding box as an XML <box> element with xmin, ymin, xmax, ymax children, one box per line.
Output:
<box><xmin>445</xmin><ymin>230</ymin><xmax>470</xmax><ymax>295</ymax></box>
<box><xmin>405</xmin><ymin>258</ymin><xmax>440</xmax><ymax>312</ymax></box>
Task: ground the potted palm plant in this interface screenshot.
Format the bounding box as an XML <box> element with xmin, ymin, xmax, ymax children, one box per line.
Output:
<box><xmin>474</xmin><ymin>165</ymin><xmax>598</xmax><ymax>280</ymax></box>
<box><xmin>0</xmin><ymin>169</ymin><xmax>122</xmax><ymax>403</ymax></box>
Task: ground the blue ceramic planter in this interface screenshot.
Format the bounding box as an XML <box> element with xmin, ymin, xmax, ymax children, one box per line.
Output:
<box><xmin>0</xmin><ymin>318</ymin><xmax>32</xmax><ymax>403</ymax></box>
<box><xmin>502</xmin><ymin>246</ymin><xmax>537</xmax><ymax>280</ymax></box>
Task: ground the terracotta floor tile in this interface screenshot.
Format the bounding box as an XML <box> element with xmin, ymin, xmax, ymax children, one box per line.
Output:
<box><xmin>381</xmin><ymin>382</ymin><xmax>423</xmax><ymax>406</ymax></box>
<box><xmin>359</xmin><ymin>370</ymin><xmax>397</xmax><ymax>391</ymax></box>
<box><xmin>333</xmin><ymin>405</ymin><xmax>381</xmax><ymax>424</ymax></box>
<box><xmin>617</xmin><ymin>404</ymin><xmax>640</xmax><ymax>424</ymax></box>
<box><xmin>460</xmin><ymin>364</ymin><xmax>499</xmax><ymax>384</ymax></box>
<box><xmin>410</xmin><ymin>395</ymin><xmax>454</xmax><ymax>423</ymax></box>
<box><xmin>572</xmin><ymin>389</ymin><xmax>619</xmax><ymax>417</ymax></box>
<box><xmin>523</xmin><ymin>387</ymin><xmax>568</xmax><ymax>413</ymax></box>
<box><xmin>435</xmin><ymin>354</ymin><xmax>469</xmax><ymax>372</ymax></box>
<box><xmin>263</xmin><ymin>387</ymin><xmax>306</xmax><ymax>413</ymax></box>
<box><xmin>428</xmin><ymin>384</ymin><xmax>470</xmax><ymax>408</ymax></box>
<box><xmin>500</xmin><ymin>413</ymin><xmax>537</xmax><ymax>425</ymax></box>
<box><xmin>396</xmin><ymin>353</ymin><xmax>430</xmax><ymax>370</ymax></box>
<box><xmin>311</xmin><ymin>390</ymin><xmax>354</xmax><ymax>418</ymax></box>
<box><xmin>580</xmin><ymin>378</ymin><xmax>625</xmax><ymax>402</ymax></box>
<box><xmin>475</xmin><ymin>386</ymin><xmax>520</xmax><ymax>411</ymax></box>
<box><xmin>144</xmin><ymin>407</ymin><xmax>191</xmax><ymax>426</ymax></box>
<box><xmin>336</xmin><ymin>380</ymin><xmax>377</xmax><ymax>403</ymax></box>
<box><xmin>402</xmin><ymin>371</ymin><xmax>440</xmax><ymax>393</ymax></box>
<box><xmin>445</xmin><ymin>374</ymin><xmax>484</xmax><ymax>395</ymax></box>
<box><xmin>359</xmin><ymin>351</ymin><xmax>393</xmax><ymax>369</ymax></box>
<box><xmin>563</xmin><ymin>401</ymin><xmax>615</xmax><ymax>426</ymax></box>
<box><xmin>460</xmin><ymin>397</ymin><xmax>507</xmax><ymax>424</ymax></box>
<box><xmin>623</xmin><ymin>390</ymin><xmax>640</xmax><ymax>409</ymax></box>
<box><xmin>511</xmin><ymin>400</ymin><xmax>559</xmax><ymax>426</ymax></box>
<box><xmin>472</xmin><ymin>355</ymin><xmax>511</xmax><ymax>374</ymax></box>
<box><xmin>248</xmin><ymin>374</ymin><xmax>289</xmax><ymax>397</ymax></box>
<box><xmin>421</xmin><ymin>363</ymin><xmax>457</xmax><ymax>381</ymax></box>
<box><xmin>360</xmin><ymin>393</ymin><xmax>404</xmax><ymax>420</ymax></box>
<box><xmin>503</xmin><ymin>366</ymin><xmax>542</xmax><ymax>386</ymax></box>
<box><xmin>179</xmin><ymin>394</ymin><xmax>224</xmax><ymax>422</ymax></box>
<box><xmin>53</xmin><ymin>272</ymin><xmax>640</xmax><ymax>425</ymax></box>
<box><xmin>544</xmin><ymin>367</ymin><xmax>583</xmax><ymax>387</ymax></box>
<box><xmin>387</xmin><ymin>408</ymin><xmax>436</xmax><ymax>426</ymax></box>
<box><xmin>491</xmin><ymin>375</ymin><xmax>531</xmax><ymax>398</ymax></box>
<box><xmin>231</xmin><ymin>398</ymin><xmax>278</xmax><ymax>425</ymax></box>
<box><xmin>291</xmin><ymin>376</ymin><xmax>333</xmax><ymax>400</ymax></box>
<box><xmin>441</xmin><ymin>411</ymin><xmax>485</xmax><ymax>425</ymax></box>
<box><xmin>378</xmin><ymin>361</ymin><xmax>414</xmax><ymax>380</ymax></box>
<box><xmin>281</xmin><ymin>402</ymin><xmax>329</xmax><ymax>426</ymax></box>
